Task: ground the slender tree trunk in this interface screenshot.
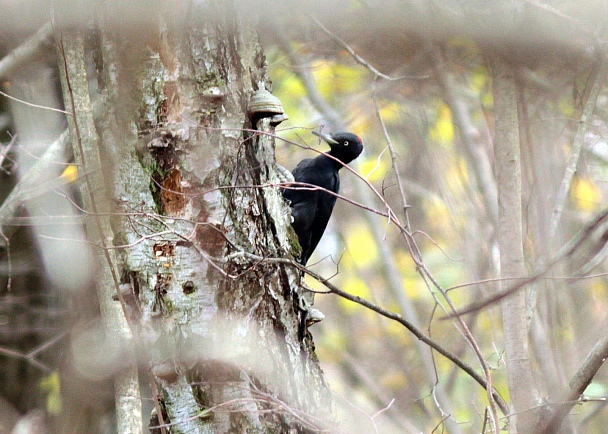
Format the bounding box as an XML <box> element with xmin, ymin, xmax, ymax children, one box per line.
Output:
<box><xmin>57</xmin><ymin>28</ymin><xmax>141</xmax><ymax>434</ymax></box>
<box><xmin>492</xmin><ymin>55</ymin><xmax>537</xmax><ymax>433</ymax></box>
<box><xmin>56</xmin><ymin>1</ymin><xmax>330</xmax><ymax>432</ymax></box>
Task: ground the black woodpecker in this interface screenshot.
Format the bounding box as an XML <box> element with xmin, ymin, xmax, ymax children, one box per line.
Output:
<box><xmin>283</xmin><ymin>131</ymin><xmax>364</xmax><ymax>265</ymax></box>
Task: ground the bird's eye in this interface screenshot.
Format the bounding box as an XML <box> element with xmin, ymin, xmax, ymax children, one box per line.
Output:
<box><xmin>343</xmin><ymin>141</ymin><xmax>349</xmax><ymax>146</ymax></box>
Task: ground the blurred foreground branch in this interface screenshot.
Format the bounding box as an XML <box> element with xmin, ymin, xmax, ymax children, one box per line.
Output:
<box><xmin>0</xmin><ymin>130</ymin><xmax>71</xmax><ymax>246</ymax></box>
<box><xmin>56</xmin><ymin>28</ymin><xmax>142</xmax><ymax>434</ymax></box>
<box><xmin>549</xmin><ymin>52</ymin><xmax>608</xmax><ymax>241</ymax></box>
<box><xmin>0</xmin><ymin>22</ymin><xmax>53</xmax><ymax>80</ymax></box>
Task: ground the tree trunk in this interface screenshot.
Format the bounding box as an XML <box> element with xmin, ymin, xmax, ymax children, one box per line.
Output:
<box><xmin>492</xmin><ymin>54</ymin><xmax>537</xmax><ymax>433</ymax></box>
<box><xmin>56</xmin><ymin>2</ymin><xmax>330</xmax><ymax>432</ymax></box>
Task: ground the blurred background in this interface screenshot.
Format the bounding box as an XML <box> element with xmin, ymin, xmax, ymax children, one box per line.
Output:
<box><xmin>2</xmin><ymin>0</ymin><xmax>608</xmax><ymax>432</ymax></box>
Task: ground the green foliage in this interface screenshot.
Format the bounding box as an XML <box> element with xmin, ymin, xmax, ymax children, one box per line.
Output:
<box><xmin>40</xmin><ymin>372</ymin><xmax>62</xmax><ymax>415</ymax></box>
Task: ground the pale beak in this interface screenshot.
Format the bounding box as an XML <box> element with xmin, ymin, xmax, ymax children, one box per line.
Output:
<box><xmin>312</xmin><ymin>130</ymin><xmax>338</xmax><ymax>145</ymax></box>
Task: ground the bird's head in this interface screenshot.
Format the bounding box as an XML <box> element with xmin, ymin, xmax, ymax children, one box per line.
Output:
<box><xmin>312</xmin><ymin>131</ymin><xmax>364</xmax><ymax>165</ymax></box>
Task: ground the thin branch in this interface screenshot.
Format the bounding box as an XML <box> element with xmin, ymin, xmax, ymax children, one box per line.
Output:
<box><xmin>0</xmin><ymin>89</ymin><xmax>70</xmax><ymax>115</ymax></box>
<box><xmin>0</xmin><ymin>345</ymin><xmax>51</xmax><ymax>373</ymax></box>
<box><xmin>0</xmin><ymin>327</ymin><xmax>70</xmax><ymax>374</ymax></box>
<box><xmin>522</xmin><ymin>0</ymin><xmax>595</xmax><ymax>41</ymax></box>
<box><xmin>309</xmin><ymin>15</ymin><xmax>390</xmax><ymax>80</ymax></box>
<box><xmin>452</xmin><ymin>207</ymin><xmax>608</xmax><ymax>316</ymax></box>
<box><xmin>418</xmin><ymin>258</ymin><xmax>501</xmax><ymax>431</ymax></box>
<box><xmin>222</xmin><ymin>251</ymin><xmax>509</xmax><ymax>415</ymax></box>
<box><xmin>0</xmin><ymin>22</ymin><xmax>53</xmax><ymax>79</ymax></box>
<box><xmin>0</xmin><ymin>134</ymin><xmax>16</xmax><ymax>171</ymax></box>
<box><xmin>371</xmin><ymin>78</ymin><xmax>410</xmax><ymax>225</ymax></box>
<box><xmin>275</xmin><ymin>29</ymin><xmax>344</xmax><ymax>131</ymax></box>
<box><xmin>0</xmin><ymin>130</ymin><xmax>71</xmax><ymax>246</ymax></box>
<box><xmin>309</xmin><ymin>16</ymin><xmax>428</xmax><ymax>81</ymax></box>
<box><xmin>430</xmin><ymin>45</ymin><xmax>498</xmax><ymax>225</ymax></box>
<box><xmin>549</xmin><ymin>52</ymin><xmax>608</xmax><ymax>241</ymax></box>
<box><xmin>371</xmin><ymin>75</ymin><xmax>484</xmax><ymax>429</ymax></box>
<box><xmin>538</xmin><ymin>327</ymin><xmax>608</xmax><ymax>433</ymax></box>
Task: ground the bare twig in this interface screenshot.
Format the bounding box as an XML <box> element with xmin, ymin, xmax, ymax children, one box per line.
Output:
<box><xmin>430</xmin><ymin>46</ymin><xmax>498</xmax><ymax>225</ymax></box>
<box><xmin>0</xmin><ymin>328</ymin><xmax>70</xmax><ymax>373</ymax></box>
<box><xmin>371</xmin><ymin>78</ymin><xmax>410</xmax><ymax>224</ymax></box>
<box><xmin>220</xmin><ymin>251</ymin><xmax>509</xmax><ymax>415</ymax></box>
<box><xmin>368</xmin><ymin>97</ymin><xmax>501</xmax><ymax>428</ymax></box>
<box><xmin>0</xmin><ymin>22</ymin><xmax>53</xmax><ymax>79</ymax></box>
<box><xmin>538</xmin><ymin>326</ymin><xmax>608</xmax><ymax>433</ymax></box>
<box><xmin>275</xmin><ymin>30</ymin><xmax>344</xmax><ymax>131</ymax></box>
<box><xmin>549</xmin><ymin>53</ymin><xmax>608</xmax><ymax>241</ymax></box>
<box><xmin>451</xmin><ymin>207</ymin><xmax>608</xmax><ymax>315</ymax></box>
<box><xmin>0</xmin><ymin>343</ymin><xmax>53</xmax><ymax>373</ymax></box>
<box><xmin>372</xmin><ymin>76</ymin><xmax>468</xmax><ymax>429</ymax></box>
<box><xmin>0</xmin><ymin>89</ymin><xmax>70</xmax><ymax>115</ymax></box>
<box><xmin>0</xmin><ymin>130</ymin><xmax>71</xmax><ymax>246</ymax></box>
<box><xmin>309</xmin><ymin>16</ymin><xmax>391</xmax><ymax>80</ymax></box>
<box><xmin>309</xmin><ymin>16</ymin><xmax>428</xmax><ymax>81</ymax></box>
<box><xmin>0</xmin><ymin>134</ymin><xmax>16</xmax><ymax>170</ymax></box>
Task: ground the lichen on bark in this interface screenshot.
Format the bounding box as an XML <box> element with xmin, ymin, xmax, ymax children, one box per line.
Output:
<box><xmin>85</xmin><ymin>1</ymin><xmax>331</xmax><ymax>432</ymax></box>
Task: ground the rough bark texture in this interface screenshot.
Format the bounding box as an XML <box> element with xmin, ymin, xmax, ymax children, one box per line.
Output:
<box><xmin>492</xmin><ymin>55</ymin><xmax>537</xmax><ymax>433</ymax></box>
<box><xmin>56</xmin><ymin>28</ymin><xmax>141</xmax><ymax>434</ymax></box>
<box><xmin>57</xmin><ymin>1</ymin><xmax>330</xmax><ymax>433</ymax></box>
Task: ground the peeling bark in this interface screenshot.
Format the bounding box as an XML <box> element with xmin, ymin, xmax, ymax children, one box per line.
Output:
<box><xmin>57</xmin><ymin>1</ymin><xmax>330</xmax><ymax>432</ymax></box>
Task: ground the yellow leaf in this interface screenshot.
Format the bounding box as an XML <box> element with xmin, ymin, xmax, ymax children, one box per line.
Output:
<box><xmin>338</xmin><ymin>276</ymin><xmax>371</xmax><ymax>313</ymax></box>
<box><xmin>424</xmin><ymin>196</ymin><xmax>450</xmax><ymax>227</ymax></box>
<box><xmin>359</xmin><ymin>156</ymin><xmax>388</xmax><ymax>182</ymax></box>
<box><xmin>345</xmin><ymin>223</ymin><xmax>378</xmax><ymax>267</ymax></box>
<box><xmin>590</xmin><ymin>280</ymin><xmax>608</xmax><ymax>297</ymax></box>
<box><xmin>317</xmin><ymin>327</ymin><xmax>347</xmax><ymax>360</ymax></box>
<box><xmin>558</xmin><ymin>94</ymin><xmax>576</xmax><ymax>117</ymax></box>
<box><xmin>379</xmin><ymin>369</ymin><xmax>407</xmax><ymax>389</ymax></box>
<box><xmin>378</xmin><ymin>101</ymin><xmax>401</xmax><ymax>123</ymax></box>
<box><xmin>429</xmin><ymin>104</ymin><xmax>454</xmax><ymax>144</ymax></box>
<box><xmin>312</xmin><ymin>60</ymin><xmax>365</xmax><ymax>100</ymax></box>
<box><xmin>471</xmin><ymin>65</ymin><xmax>489</xmax><ymax>95</ymax></box>
<box><xmin>445</xmin><ymin>156</ymin><xmax>469</xmax><ymax>192</ymax></box>
<box><xmin>60</xmin><ymin>164</ymin><xmax>78</xmax><ymax>183</ymax></box>
<box><xmin>571</xmin><ymin>176</ymin><xmax>602</xmax><ymax>212</ymax></box>
<box><xmin>40</xmin><ymin>371</ymin><xmax>62</xmax><ymax>415</ymax></box>
<box><xmin>278</xmin><ymin>72</ymin><xmax>306</xmax><ymax>99</ymax></box>
<box><xmin>482</xmin><ymin>91</ymin><xmax>494</xmax><ymax>109</ymax></box>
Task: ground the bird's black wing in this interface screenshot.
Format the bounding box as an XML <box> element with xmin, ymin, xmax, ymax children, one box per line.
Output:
<box><xmin>283</xmin><ymin>157</ymin><xmax>314</xmax><ymax>206</ymax></box>
<box><xmin>283</xmin><ymin>156</ymin><xmax>340</xmax><ymax>264</ymax></box>
<box><xmin>283</xmin><ymin>159</ymin><xmax>319</xmax><ymax>261</ymax></box>
<box><xmin>305</xmin><ymin>169</ymin><xmax>339</xmax><ymax>262</ymax></box>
